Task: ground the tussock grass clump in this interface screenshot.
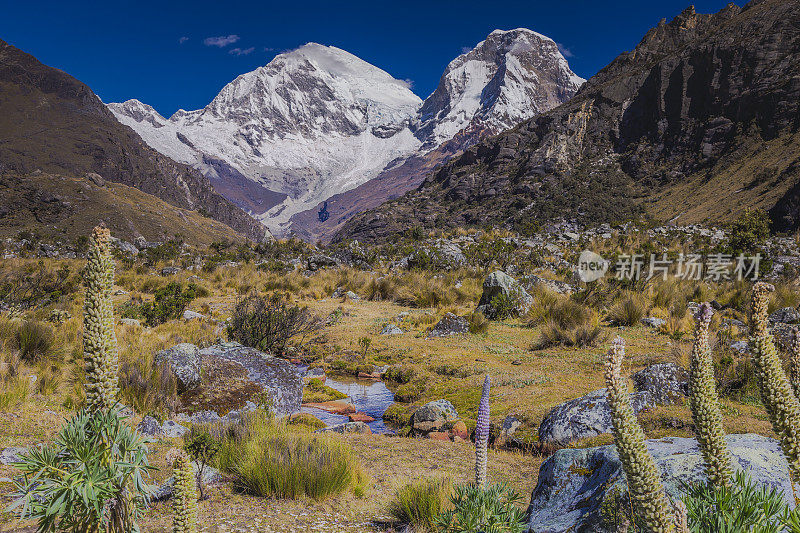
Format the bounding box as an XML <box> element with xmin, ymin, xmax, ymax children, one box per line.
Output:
<box><xmin>468</xmin><ymin>311</ymin><xmax>489</xmax><ymax>335</ymax></box>
<box><xmin>386</xmin><ymin>477</ymin><xmax>452</xmax><ymax>532</ymax></box>
<box><xmin>217</xmin><ymin>413</ymin><xmax>368</xmax><ymax>500</ymax></box>
<box><xmin>14</xmin><ymin>320</ymin><xmax>55</xmax><ymax>362</ymax></box>
<box><xmin>530</xmin><ymin>295</ymin><xmax>604</xmax><ymax>349</ymax></box>
<box><xmin>0</xmin><ymin>374</ymin><xmax>31</xmax><ymax>410</ymax></box>
<box><xmin>607</xmin><ymin>292</ymin><xmax>646</xmax><ymax>327</ymax></box>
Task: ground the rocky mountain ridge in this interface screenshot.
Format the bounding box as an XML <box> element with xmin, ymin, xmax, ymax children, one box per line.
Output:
<box><xmin>335</xmin><ymin>0</ymin><xmax>800</xmax><ymax>243</ymax></box>
<box><xmin>0</xmin><ymin>39</ymin><xmax>268</xmax><ymax>243</ymax></box>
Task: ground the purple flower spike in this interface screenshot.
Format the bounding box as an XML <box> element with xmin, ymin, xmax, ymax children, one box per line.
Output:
<box><xmin>475</xmin><ymin>375</ymin><xmax>491</xmax><ymax>441</ymax></box>
<box><xmin>695</xmin><ymin>302</ymin><xmax>714</xmax><ymax>325</ymax></box>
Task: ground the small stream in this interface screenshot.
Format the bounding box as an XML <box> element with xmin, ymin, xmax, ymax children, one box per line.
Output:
<box><xmin>300</xmin><ymin>373</ymin><xmax>395</xmax><ymax>434</ymax></box>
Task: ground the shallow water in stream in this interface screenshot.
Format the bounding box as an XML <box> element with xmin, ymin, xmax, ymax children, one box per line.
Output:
<box><xmin>300</xmin><ymin>374</ymin><xmax>395</xmax><ymax>434</ymax></box>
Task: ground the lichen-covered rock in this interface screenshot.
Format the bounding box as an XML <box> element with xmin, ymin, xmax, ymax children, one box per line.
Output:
<box><xmin>770</xmin><ymin>307</ymin><xmax>800</xmax><ymax>324</ymax></box>
<box><xmin>428</xmin><ymin>313</ymin><xmax>469</xmax><ymax>337</ymax></box>
<box><xmin>537</xmin><ymin>388</ymin><xmax>655</xmax><ymax>445</ymax></box>
<box><xmin>410</xmin><ymin>400</ymin><xmax>459</xmax><ymax>436</ymax></box>
<box><xmin>527</xmin><ymin>434</ymin><xmax>799</xmax><ymax>533</ymax></box>
<box><xmin>152</xmin><ymin>462</ymin><xmax>223</xmax><ymax>501</ymax></box>
<box><xmin>307</xmin><ymin>254</ymin><xmax>339</xmax><ymax>271</ymax></box>
<box><xmin>0</xmin><ymin>446</ymin><xmax>28</xmax><ymax>465</ymax></box>
<box><xmin>136</xmin><ymin>416</ymin><xmax>163</xmax><ymax>436</ymax></box>
<box><xmin>632</xmin><ymin>363</ymin><xmax>688</xmax><ymax>405</ymax></box>
<box><xmin>199</xmin><ymin>341</ymin><xmax>303</xmax><ymax>416</ymax></box>
<box><xmin>154</xmin><ymin>343</ymin><xmax>201</xmax><ymax>392</ymax></box>
<box><xmin>476</xmin><ymin>271</ymin><xmax>532</xmax><ymax>319</ymax></box>
<box><xmin>521</xmin><ymin>275</ymin><xmax>576</xmax><ymax>295</ymax></box>
<box><xmin>381</xmin><ymin>324</ymin><xmax>403</xmax><ymax>335</ymax></box>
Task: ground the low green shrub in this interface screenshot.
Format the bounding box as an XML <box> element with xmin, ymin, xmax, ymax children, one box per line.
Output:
<box><xmin>468</xmin><ymin>311</ymin><xmax>489</xmax><ymax>335</ymax></box>
<box><xmin>140</xmin><ymin>282</ymin><xmax>200</xmax><ymax>326</ymax></box>
<box><xmin>386</xmin><ymin>477</ymin><xmax>452</xmax><ymax>532</ymax></box>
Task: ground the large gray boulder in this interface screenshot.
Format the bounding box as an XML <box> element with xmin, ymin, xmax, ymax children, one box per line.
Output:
<box><xmin>409</xmin><ymin>400</ymin><xmax>459</xmax><ymax>436</ymax></box>
<box><xmin>476</xmin><ymin>271</ymin><xmax>532</xmax><ymax>319</ymax></box>
<box><xmin>527</xmin><ymin>434</ymin><xmax>798</xmax><ymax>533</ymax></box>
<box><xmin>632</xmin><ymin>363</ymin><xmax>688</xmax><ymax>406</ymax></box>
<box><xmin>199</xmin><ymin>341</ymin><xmax>303</xmax><ymax>416</ymax></box>
<box><xmin>154</xmin><ymin>343</ymin><xmax>201</xmax><ymax>392</ymax></box>
<box><xmin>538</xmin><ymin>389</ymin><xmax>655</xmax><ymax>446</ymax></box>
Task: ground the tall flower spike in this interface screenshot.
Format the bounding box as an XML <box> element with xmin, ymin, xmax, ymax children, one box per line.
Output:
<box><xmin>605</xmin><ymin>337</ymin><xmax>674</xmax><ymax>532</ymax></box>
<box><xmin>750</xmin><ymin>282</ymin><xmax>800</xmax><ymax>478</ymax></box>
<box><xmin>168</xmin><ymin>448</ymin><xmax>198</xmax><ymax>533</ymax></box>
<box><xmin>83</xmin><ymin>226</ymin><xmax>119</xmax><ymax>411</ymax></box>
<box><xmin>475</xmin><ymin>374</ymin><xmax>491</xmax><ymax>489</ymax></box>
<box><xmin>789</xmin><ymin>328</ymin><xmax>800</xmax><ymax>399</ymax></box>
<box><xmin>688</xmin><ymin>302</ymin><xmax>732</xmax><ymax>488</ymax></box>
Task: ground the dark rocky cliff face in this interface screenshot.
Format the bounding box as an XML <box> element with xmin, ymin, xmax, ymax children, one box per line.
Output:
<box><xmin>0</xmin><ymin>39</ymin><xmax>268</xmax><ymax>242</ymax></box>
<box><xmin>336</xmin><ymin>0</ymin><xmax>800</xmax><ymax>243</ymax></box>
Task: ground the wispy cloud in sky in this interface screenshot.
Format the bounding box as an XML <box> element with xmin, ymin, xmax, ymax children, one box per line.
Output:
<box><xmin>204</xmin><ymin>34</ymin><xmax>240</xmax><ymax>47</ymax></box>
<box><xmin>229</xmin><ymin>47</ymin><xmax>254</xmax><ymax>56</ymax></box>
<box><xmin>556</xmin><ymin>42</ymin><xmax>574</xmax><ymax>58</ymax></box>
<box><xmin>178</xmin><ymin>36</ymin><xmax>189</xmax><ymax>44</ymax></box>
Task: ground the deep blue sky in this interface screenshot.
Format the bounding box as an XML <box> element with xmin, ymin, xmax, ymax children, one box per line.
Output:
<box><xmin>1</xmin><ymin>0</ymin><xmax>738</xmax><ymax>117</ymax></box>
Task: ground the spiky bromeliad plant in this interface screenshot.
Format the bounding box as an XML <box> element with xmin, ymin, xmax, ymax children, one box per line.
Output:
<box><xmin>83</xmin><ymin>225</ymin><xmax>120</xmax><ymax>411</ymax></box>
<box><xmin>789</xmin><ymin>327</ymin><xmax>800</xmax><ymax>399</ymax></box>
<box><xmin>10</xmin><ymin>407</ymin><xmax>153</xmax><ymax>532</ymax></box>
<box><xmin>475</xmin><ymin>374</ymin><xmax>490</xmax><ymax>489</ymax></box>
<box><xmin>168</xmin><ymin>448</ymin><xmax>198</xmax><ymax>533</ymax></box>
<box><xmin>9</xmin><ymin>227</ymin><xmax>153</xmax><ymax>532</ymax></box>
<box><xmin>605</xmin><ymin>337</ymin><xmax>676</xmax><ymax>532</ymax></box>
<box><xmin>435</xmin><ymin>375</ymin><xmax>527</xmax><ymax>533</ymax></box>
<box><xmin>749</xmin><ymin>282</ymin><xmax>800</xmax><ymax>478</ymax></box>
<box><xmin>688</xmin><ymin>303</ymin><xmax>732</xmax><ymax>489</ymax></box>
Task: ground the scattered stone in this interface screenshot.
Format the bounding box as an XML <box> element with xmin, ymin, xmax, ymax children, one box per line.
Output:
<box><xmin>136</xmin><ymin>416</ymin><xmax>162</xmax><ymax>436</ymax></box>
<box><xmin>409</xmin><ymin>400</ymin><xmax>459</xmax><ymax>436</ymax></box>
<box><xmin>120</xmin><ymin>318</ymin><xmax>141</xmax><ymax>327</ymax></box>
<box><xmin>160</xmin><ymin>267</ymin><xmax>180</xmax><ymax>276</ymax></box>
<box><xmin>428</xmin><ymin>313</ymin><xmax>469</xmax><ymax>337</ymax></box>
<box><xmin>307</xmin><ymin>254</ymin><xmax>339</xmax><ymax>271</ymax></box>
<box><xmin>114</xmin><ymin>240</ymin><xmax>139</xmax><ymax>255</ymax></box>
<box><xmin>85</xmin><ymin>172</ymin><xmax>105</xmax><ymax>186</ymax></box>
<box><xmin>476</xmin><ymin>271</ymin><xmax>532</xmax><ymax>319</ymax></box>
<box><xmin>632</xmin><ymin>363</ymin><xmax>688</xmax><ymax>405</ymax></box>
<box><xmin>160</xmin><ymin>420</ymin><xmax>189</xmax><ymax>438</ymax></box>
<box><xmin>154</xmin><ymin>343</ymin><xmax>201</xmax><ymax>392</ymax></box>
<box><xmin>450</xmin><ymin>420</ymin><xmax>470</xmax><ymax>441</ymax></box>
<box><xmin>730</xmin><ymin>340</ymin><xmax>750</xmax><ymax>354</ymax></box>
<box><xmin>538</xmin><ymin>388</ymin><xmax>655</xmax><ymax>445</ymax></box>
<box><xmin>0</xmin><ymin>446</ymin><xmax>27</xmax><ymax>465</ymax></box>
<box><xmin>770</xmin><ymin>307</ymin><xmax>800</xmax><ymax>324</ymax></box>
<box><xmin>316</xmin><ymin>421</ymin><xmax>372</xmax><ymax>434</ymax></box>
<box><xmin>304</xmin><ymin>400</ymin><xmax>356</xmax><ymax>415</ymax></box>
<box><xmin>527</xmin><ymin>434</ymin><xmax>799</xmax><ymax>533</ymax></box>
<box><xmin>640</xmin><ymin>317</ymin><xmax>666</xmax><ymax>328</ymax></box>
<box><xmin>182</xmin><ymin>309</ymin><xmax>206</xmax><ymax>320</ymax></box>
<box><xmin>381</xmin><ymin>324</ymin><xmax>403</xmax><ymax>336</ymax></box>
<box><xmin>344</xmin><ymin>291</ymin><xmax>360</xmax><ymax>301</ymax></box>
<box><xmin>497</xmin><ymin>415</ymin><xmax>522</xmax><ymax>447</ymax></box>
<box><xmin>349</xmin><ymin>413</ymin><xmax>376</xmax><ymax>423</ymax></box>
<box><xmin>304</xmin><ymin>367</ymin><xmax>326</xmax><ymax>382</ymax></box>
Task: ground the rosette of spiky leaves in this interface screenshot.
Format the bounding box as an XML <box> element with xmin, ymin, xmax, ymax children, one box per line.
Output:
<box><xmin>475</xmin><ymin>374</ymin><xmax>491</xmax><ymax>489</ymax></box>
<box><xmin>789</xmin><ymin>328</ymin><xmax>800</xmax><ymax>399</ymax></box>
<box><xmin>83</xmin><ymin>226</ymin><xmax>119</xmax><ymax>411</ymax></box>
<box><xmin>750</xmin><ymin>282</ymin><xmax>800</xmax><ymax>478</ymax></box>
<box><xmin>168</xmin><ymin>448</ymin><xmax>198</xmax><ymax>533</ymax></box>
<box><xmin>9</xmin><ymin>407</ymin><xmax>153</xmax><ymax>532</ymax></box>
<box><xmin>688</xmin><ymin>302</ymin><xmax>732</xmax><ymax>489</ymax></box>
<box><xmin>435</xmin><ymin>483</ymin><xmax>526</xmax><ymax>533</ymax></box>
<box><xmin>605</xmin><ymin>337</ymin><xmax>674</xmax><ymax>532</ymax></box>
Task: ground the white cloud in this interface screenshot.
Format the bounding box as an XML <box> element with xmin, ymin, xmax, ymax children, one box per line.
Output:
<box><xmin>556</xmin><ymin>42</ymin><xmax>574</xmax><ymax>58</ymax></box>
<box><xmin>204</xmin><ymin>35</ymin><xmax>240</xmax><ymax>47</ymax></box>
<box><xmin>461</xmin><ymin>46</ymin><xmax>473</xmax><ymax>55</ymax></box>
<box><xmin>401</xmin><ymin>78</ymin><xmax>414</xmax><ymax>89</ymax></box>
<box><xmin>178</xmin><ymin>36</ymin><xmax>189</xmax><ymax>44</ymax></box>
<box><xmin>229</xmin><ymin>47</ymin><xmax>255</xmax><ymax>56</ymax></box>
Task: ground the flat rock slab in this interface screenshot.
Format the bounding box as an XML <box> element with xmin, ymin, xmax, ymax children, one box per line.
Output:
<box><xmin>199</xmin><ymin>341</ymin><xmax>303</xmax><ymax>417</ymax></box>
<box><xmin>527</xmin><ymin>434</ymin><xmax>798</xmax><ymax>533</ymax></box>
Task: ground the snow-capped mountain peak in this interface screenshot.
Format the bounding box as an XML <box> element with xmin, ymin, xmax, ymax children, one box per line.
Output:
<box><xmin>414</xmin><ymin>28</ymin><xmax>585</xmax><ymax>149</ymax></box>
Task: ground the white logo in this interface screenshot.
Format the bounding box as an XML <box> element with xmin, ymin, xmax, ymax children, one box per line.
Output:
<box><xmin>577</xmin><ymin>250</ymin><xmax>609</xmax><ymax>283</ymax></box>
